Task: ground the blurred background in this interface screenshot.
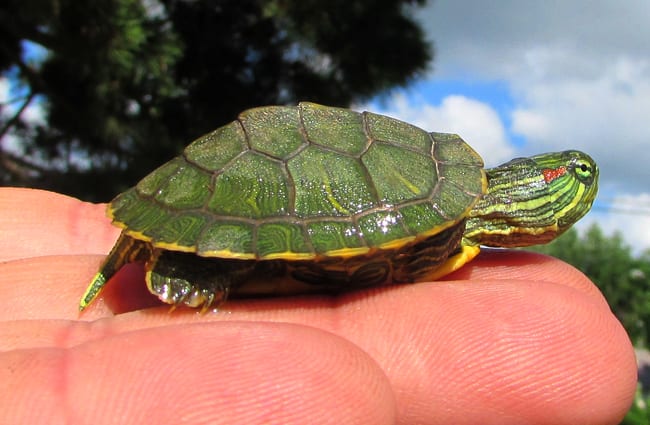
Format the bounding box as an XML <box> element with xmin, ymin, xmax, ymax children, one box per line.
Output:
<box><xmin>2</xmin><ymin>1</ymin><xmax>649</xmax><ymax>421</ymax></box>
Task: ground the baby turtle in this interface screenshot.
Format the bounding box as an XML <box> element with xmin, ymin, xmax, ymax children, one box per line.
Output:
<box><xmin>80</xmin><ymin>102</ymin><xmax>598</xmax><ymax>311</ymax></box>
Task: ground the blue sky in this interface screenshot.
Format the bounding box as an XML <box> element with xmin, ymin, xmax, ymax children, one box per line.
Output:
<box><xmin>363</xmin><ymin>0</ymin><xmax>650</xmax><ymax>253</ymax></box>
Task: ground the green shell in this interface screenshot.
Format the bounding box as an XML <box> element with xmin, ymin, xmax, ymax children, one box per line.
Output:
<box><xmin>109</xmin><ymin>102</ymin><xmax>486</xmax><ymax>260</ymax></box>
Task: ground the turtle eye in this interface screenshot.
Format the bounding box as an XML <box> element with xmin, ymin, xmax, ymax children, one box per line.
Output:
<box><xmin>573</xmin><ymin>159</ymin><xmax>594</xmax><ymax>183</ymax></box>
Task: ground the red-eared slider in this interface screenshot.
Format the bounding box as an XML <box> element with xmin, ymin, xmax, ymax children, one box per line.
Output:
<box><xmin>80</xmin><ymin>102</ymin><xmax>599</xmax><ymax>311</ymax></box>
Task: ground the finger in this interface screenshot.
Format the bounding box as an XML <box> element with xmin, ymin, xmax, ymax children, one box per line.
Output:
<box><xmin>0</xmin><ymin>255</ymin><xmax>159</xmax><ymax>321</ymax></box>
<box><xmin>0</xmin><ymin>188</ymin><xmax>118</xmax><ymax>261</ymax></box>
<box><xmin>4</xmin><ymin>258</ymin><xmax>637</xmax><ymax>424</ymax></box>
<box><xmin>1</xmin><ymin>322</ymin><xmax>396</xmax><ymax>425</ymax></box>
<box><xmin>207</xmin><ymin>279</ymin><xmax>636</xmax><ymax>424</ymax></box>
<box><xmin>446</xmin><ymin>248</ymin><xmax>608</xmax><ymax>301</ymax></box>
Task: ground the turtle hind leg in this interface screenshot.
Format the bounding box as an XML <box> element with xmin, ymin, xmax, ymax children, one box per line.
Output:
<box><xmin>146</xmin><ymin>251</ymin><xmax>255</xmax><ymax>311</ymax></box>
<box><xmin>79</xmin><ymin>233</ymin><xmax>151</xmax><ymax>311</ymax></box>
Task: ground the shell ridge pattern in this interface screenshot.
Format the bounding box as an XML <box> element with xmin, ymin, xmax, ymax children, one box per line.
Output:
<box><xmin>284</xmin><ymin>160</ymin><xmax>298</xmax><ymax>221</ymax></box>
<box><xmin>428</xmin><ymin>184</ymin><xmax>454</xmax><ymax>222</ymax></box>
<box><xmin>358</xmin><ymin>112</ymin><xmax>384</xmax><ymax>210</ymax></box>
<box><xmin>358</xmin><ymin>111</ymin><xmax>376</xmax><ymax>158</ymax></box>
<box><xmin>429</xmin><ymin>131</ymin><xmax>486</xmax><ymax>203</ymax></box>
<box><xmin>143</xmin><ymin>171</ymin><xmax>214</xmax><ymax>252</ymax></box>
<box><xmin>126</xmin><ymin>208</ymin><xmax>197</xmax><ymax>253</ymax></box>
<box><xmin>389</xmin><ymin>207</ymin><xmax>413</xmax><ymax>241</ymax></box>
<box><xmin>430</xmin><ymin>176</ymin><xmax>480</xmax><ymax>225</ymax></box>
<box><xmin>182</xmin><ymin>120</ymin><xmax>250</xmax><ymax>175</ymax></box>
<box><xmin>238</xmin><ymin>104</ymin><xmax>312</xmax><ymax>258</ymax></box>
<box><xmin>183</xmin><ymin>116</ymin><xmax>269</xmax><ymax>257</ymax></box>
<box><xmin>294</xmin><ymin>103</ymin><xmax>370</xmax><ymax>255</ymax></box>
<box><xmin>122</xmin><ymin>162</ymin><xmax>208</xmax><ymax>251</ymax></box>
<box><xmin>348</xmin><ymin>111</ymin><xmax>383</xmax><ymax>250</ymax></box>
<box><xmin>119</xmin><ymin>104</ymin><xmax>485</xmax><ymax>261</ymax></box>
<box><xmin>250</xmin><ymin>221</ymin><xmax>259</xmax><ymax>260</ymax></box>
<box><xmin>426</xmin><ymin>134</ymin><xmax>452</xmax><ymax>223</ymax></box>
<box><xmin>427</xmin><ymin>132</ymin><xmax>440</xmax><ymax>228</ymax></box>
<box><xmin>427</xmin><ymin>133</ymin><xmax>455</xmax><ymax>223</ymax></box>
<box><xmin>236</xmin><ymin>113</ymin><xmax>254</xmax><ymax>150</ymax></box>
<box><xmin>294</xmin><ymin>103</ymin><xmax>322</xmax><ymax>254</ymax></box>
<box><xmin>298</xmin><ymin>220</ymin><xmax>316</xmax><ymax>257</ymax></box>
<box><xmin>119</xmin><ymin>208</ymin><xmax>471</xmax><ymax>228</ymax></box>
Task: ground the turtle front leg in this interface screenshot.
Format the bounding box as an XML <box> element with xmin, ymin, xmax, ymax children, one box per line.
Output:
<box><xmin>146</xmin><ymin>250</ymin><xmax>256</xmax><ymax>312</ymax></box>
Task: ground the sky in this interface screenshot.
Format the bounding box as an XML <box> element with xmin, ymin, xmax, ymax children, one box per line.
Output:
<box><xmin>363</xmin><ymin>0</ymin><xmax>650</xmax><ymax>254</ymax></box>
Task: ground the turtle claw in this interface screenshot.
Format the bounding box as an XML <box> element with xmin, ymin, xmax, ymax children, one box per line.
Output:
<box><xmin>197</xmin><ymin>286</ymin><xmax>230</xmax><ymax>313</ymax></box>
<box><xmin>161</xmin><ymin>285</ymin><xmax>230</xmax><ymax>313</ymax></box>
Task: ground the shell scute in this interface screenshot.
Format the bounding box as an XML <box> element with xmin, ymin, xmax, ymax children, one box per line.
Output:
<box><xmin>152</xmin><ymin>162</ymin><xmax>211</xmax><ymax>210</ymax></box>
<box><xmin>207</xmin><ymin>151</ymin><xmax>290</xmax><ymax>219</ymax></box>
<box><xmin>287</xmin><ymin>145</ymin><xmax>377</xmax><ymax>218</ymax></box>
<box><xmin>198</xmin><ymin>220</ymin><xmax>255</xmax><ymax>258</ymax></box>
<box><xmin>357</xmin><ymin>210</ymin><xmax>412</xmax><ymax>248</ymax></box>
<box><xmin>364</xmin><ymin>111</ymin><xmax>432</xmax><ymax>154</ymax></box>
<box><xmin>239</xmin><ymin>105</ymin><xmax>306</xmax><ymax>160</ymax></box>
<box><xmin>398</xmin><ymin>202</ymin><xmax>451</xmax><ymax>237</ymax></box>
<box><xmin>156</xmin><ymin>212</ymin><xmax>208</xmax><ymax>248</ymax></box>
<box><xmin>306</xmin><ymin>220</ymin><xmax>366</xmax><ymax>255</ymax></box>
<box><xmin>300</xmin><ymin>102</ymin><xmax>368</xmax><ymax>155</ymax></box>
<box><xmin>432</xmin><ymin>132</ymin><xmax>483</xmax><ymax>166</ymax></box>
<box><xmin>257</xmin><ymin>222</ymin><xmax>313</xmax><ymax>258</ymax></box>
<box><xmin>362</xmin><ymin>142</ymin><xmax>436</xmax><ymax>205</ymax></box>
<box><xmin>184</xmin><ymin>121</ymin><xmax>247</xmax><ymax>170</ymax></box>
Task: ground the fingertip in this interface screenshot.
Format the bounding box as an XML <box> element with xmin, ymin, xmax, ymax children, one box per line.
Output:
<box><xmin>65</xmin><ymin>322</ymin><xmax>396</xmax><ymax>425</ymax></box>
<box><xmin>381</xmin><ymin>279</ymin><xmax>637</xmax><ymax>424</ymax></box>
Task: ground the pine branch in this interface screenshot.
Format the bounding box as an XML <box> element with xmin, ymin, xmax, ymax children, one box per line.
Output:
<box><xmin>0</xmin><ymin>89</ymin><xmax>35</xmax><ymax>139</ymax></box>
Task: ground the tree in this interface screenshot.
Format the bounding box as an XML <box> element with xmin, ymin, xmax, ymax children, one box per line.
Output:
<box><xmin>0</xmin><ymin>0</ymin><xmax>431</xmax><ymax>200</ymax></box>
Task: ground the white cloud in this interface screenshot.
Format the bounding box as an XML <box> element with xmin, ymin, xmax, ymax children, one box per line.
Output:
<box><xmin>397</xmin><ymin>0</ymin><xmax>650</xmax><ymax>251</ymax></box>
<box><xmin>417</xmin><ymin>0</ymin><xmax>650</xmax><ymax>81</ymax></box>
<box><xmin>511</xmin><ymin>56</ymin><xmax>650</xmax><ymax>139</ymax></box>
<box><xmin>365</xmin><ymin>93</ymin><xmax>515</xmax><ymax>166</ymax></box>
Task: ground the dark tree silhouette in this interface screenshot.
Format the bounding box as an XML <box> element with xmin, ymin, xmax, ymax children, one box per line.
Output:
<box><xmin>0</xmin><ymin>0</ymin><xmax>431</xmax><ymax>200</ymax></box>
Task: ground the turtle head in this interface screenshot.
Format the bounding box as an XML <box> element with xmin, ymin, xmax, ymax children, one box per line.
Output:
<box><xmin>464</xmin><ymin>150</ymin><xmax>599</xmax><ymax>247</ymax></box>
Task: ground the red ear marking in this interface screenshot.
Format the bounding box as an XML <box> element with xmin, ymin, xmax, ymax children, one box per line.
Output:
<box><xmin>543</xmin><ymin>166</ymin><xmax>567</xmax><ymax>183</ymax></box>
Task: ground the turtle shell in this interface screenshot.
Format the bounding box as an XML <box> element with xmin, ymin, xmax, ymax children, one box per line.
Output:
<box><xmin>109</xmin><ymin>102</ymin><xmax>487</xmax><ymax>261</ymax></box>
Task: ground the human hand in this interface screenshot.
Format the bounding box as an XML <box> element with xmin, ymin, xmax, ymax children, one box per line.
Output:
<box><xmin>0</xmin><ymin>188</ymin><xmax>637</xmax><ymax>424</ymax></box>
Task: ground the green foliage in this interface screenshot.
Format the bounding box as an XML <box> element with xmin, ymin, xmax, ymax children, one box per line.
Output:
<box><xmin>531</xmin><ymin>224</ymin><xmax>650</xmax><ymax>423</ymax></box>
<box><xmin>621</xmin><ymin>383</ymin><xmax>650</xmax><ymax>425</ymax></box>
<box><xmin>0</xmin><ymin>0</ymin><xmax>431</xmax><ymax>200</ymax></box>
<box><xmin>530</xmin><ymin>223</ymin><xmax>650</xmax><ymax>346</ymax></box>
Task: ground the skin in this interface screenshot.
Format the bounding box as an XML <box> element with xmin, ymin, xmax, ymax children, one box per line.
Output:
<box><xmin>0</xmin><ymin>187</ymin><xmax>638</xmax><ymax>425</ymax></box>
